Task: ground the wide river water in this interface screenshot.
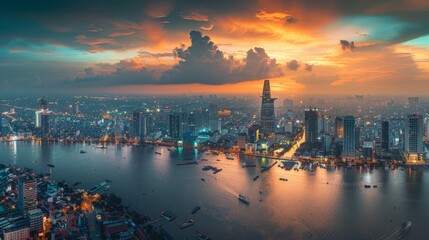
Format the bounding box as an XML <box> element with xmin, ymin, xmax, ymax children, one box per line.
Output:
<box><xmin>1</xmin><ymin>141</ymin><xmax>428</xmax><ymax>239</ymax></box>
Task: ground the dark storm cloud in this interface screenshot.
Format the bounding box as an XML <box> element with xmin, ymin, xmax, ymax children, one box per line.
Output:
<box><xmin>305</xmin><ymin>64</ymin><xmax>313</xmax><ymax>72</ymax></box>
<box><xmin>286</xmin><ymin>18</ymin><xmax>299</xmax><ymax>24</ymax></box>
<box><xmin>340</xmin><ymin>40</ymin><xmax>355</xmax><ymax>51</ymax></box>
<box><xmin>160</xmin><ymin>31</ymin><xmax>282</xmax><ymax>84</ymax></box>
<box><xmin>1</xmin><ymin>0</ymin><xmax>429</xmax><ymax>94</ymax></box>
<box><xmin>1</xmin><ymin>0</ymin><xmax>428</xmax><ymax>52</ymax></box>
<box><xmin>84</xmin><ymin>67</ymin><xmax>95</xmax><ymax>76</ymax></box>
<box><xmin>0</xmin><ymin>0</ymin><xmax>258</xmax><ymax>52</ymax></box>
<box><xmin>286</xmin><ymin>60</ymin><xmax>300</xmax><ymax>70</ymax></box>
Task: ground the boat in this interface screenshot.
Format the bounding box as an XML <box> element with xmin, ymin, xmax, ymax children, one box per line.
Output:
<box><xmin>104</xmin><ymin>185</ymin><xmax>110</xmax><ymax>191</ymax></box>
<box><xmin>155</xmin><ymin>152</ymin><xmax>162</xmax><ymax>155</ymax></box>
<box><xmin>176</xmin><ymin>161</ymin><xmax>198</xmax><ymax>166</ymax></box>
<box><xmin>238</xmin><ymin>194</ymin><xmax>250</xmax><ymax>205</ymax></box>
<box><xmin>242</xmin><ymin>162</ymin><xmax>256</xmax><ymax>168</ymax></box>
<box><xmin>279</xmin><ymin>178</ymin><xmax>288</xmax><ymax>181</ymax></box>
<box><xmin>364</xmin><ymin>185</ymin><xmax>371</xmax><ymax>188</ymax></box>
<box><xmin>226</xmin><ymin>157</ymin><xmax>234</xmax><ymax>160</ymax></box>
<box><xmin>160</xmin><ymin>211</ymin><xmax>176</xmax><ymax>221</ymax></box>
<box><xmin>202</xmin><ymin>166</ymin><xmax>214</xmax><ymax>171</ymax></box>
<box><xmin>178</xmin><ymin>219</ymin><xmax>194</xmax><ymax>229</ymax></box>
<box><xmin>216</xmin><ymin>159</ymin><xmax>220</xmax><ymax>161</ymax></box>
<box><xmin>46</xmin><ymin>164</ymin><xmax>55</xmax><ymax>168</ymax></box>
<box><xmin>168</xmin><ymin>146</ymin><xmax>177</xmax><ymax>152</ymax></box>
<box><xmin>96</xmin><ymin>145</ymin><xmax>107</xmax><ymax>149</ymax></box>
<box><xmin>201</xmin><ymin>178</ymin><xmax>205</xmax><ymax>181</ymax></box>
<box><xmin>90</xmin><ymin>181</ymin><xmax>107</xmax><ymax>193</ymax></box>
<box><xmin>253</xmin><ymin>175</ymin><xmax>259</xmax><ymax>181</ymax></box>
<box><xmin>213</xmin><ymin>168</ymin><xmax>222</xmax><ymax>174</ymax></box>
<box><xmin>196</xmin><ymin>231</ymin><xmax>210</xmax><ymax>240</ymax></box>
<box><xmin>80</xmin><ymin>150</ymin><xmax>87</xmax><ymax>153</ymax></box>
<box><xmin>191</xmin><ymin>206</ymin><xmax>201</xmax><ymax>214</ymax></box>
<box><xmin>373</xmin><ymin>185</ymin><xmax>378</xmax><ymax>188</ymax></box>
<box><xmin>201</xmin><ymin>159</ymin><xmax>208</xmax><ymax>161</ymax></box>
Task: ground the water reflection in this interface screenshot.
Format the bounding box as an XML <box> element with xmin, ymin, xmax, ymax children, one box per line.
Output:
<box><xmin>1</xmin><ymin>142</ymin><xmax>429</xmax><ymax>240</ymax></box>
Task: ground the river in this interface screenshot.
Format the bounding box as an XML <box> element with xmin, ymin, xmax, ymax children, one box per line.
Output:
<box><xmin>1</xmin><ymin>141</ymin><xmax>428</xmax><ymax>239</ymax></box>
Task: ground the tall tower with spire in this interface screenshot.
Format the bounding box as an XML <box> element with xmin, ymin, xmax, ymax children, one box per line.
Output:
<box><xmin>260</xmin><ymin>80</ymin><xmax>277</xmax><ymax>135</ymax></box>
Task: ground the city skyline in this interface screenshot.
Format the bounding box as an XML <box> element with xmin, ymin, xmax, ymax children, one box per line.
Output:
<box><xmin>1</xmin><ymin>1</ymin><xmax>429</xmax><ymax>239</ymax></box>
<box><xmin>1</xmin><ymin>0</ymin><xmax>429</xmax><ymax>95</ymax></box>
<box><xmin>1</xmin><ymin>81</ymin><xmax>429</xmax><ymax>239</ymax></box>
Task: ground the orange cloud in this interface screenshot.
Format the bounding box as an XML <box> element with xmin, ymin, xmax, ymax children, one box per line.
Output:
<box><xmin>255</xmin><ymin>10</ymin><xmax>289</xmax><ymax>22</ymax></box>
<box><xmin>182</xmin><ymin>12</ymin><xmax>209</xmax><ymax>22</ymax></box>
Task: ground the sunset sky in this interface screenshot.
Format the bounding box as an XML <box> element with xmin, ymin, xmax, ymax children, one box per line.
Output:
<box><xmin>1</xmin><ymin>0</ymin><xmax>429</xmax><ymax>95</ymax></box>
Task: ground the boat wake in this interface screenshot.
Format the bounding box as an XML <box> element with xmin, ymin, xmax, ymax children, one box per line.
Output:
<box><xmin>373</xmin><ymin>221</ymin><xmax>412</xmax><ymax>240</ymax></box>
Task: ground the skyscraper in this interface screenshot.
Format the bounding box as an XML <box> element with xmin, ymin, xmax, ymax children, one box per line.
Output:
<box><xmin>381</xmin><ymin>120</ymin><xmax>389</xmax><ymax>151</ymax></box>
<box><xmin>40</xmin><ymin>96</ymin><xmax>48</xmax><ymax>110</ymax></box>
<box><xmin>40</xmin><ymin>111</ymin><xmax>51</xmax><ymax>138</ymax></box>
<box><xmin>188</xmin><ymin>112</ymin><xmax>196</xmax><ymax>134</ymax></box>
<box><xmin>405</xmin><ymin>113</ymin><xmax>424</xmax><ymax>161</ymax></box>
<box><xmin>342</xmin><ymin>116</ymin><xmax>356</xmax><ymax>157</ymax></box>
<box><xmin>322</xmin><ymin>115</ymin><xmax>331</xmax><ymax>134</ymax></box>
<box><xmin>260</xmin><ymin>80</ymin><xmax>277</xmax><ymax>134</ymax></box>
<box><xmin>248</xmin><ymin>124</ymin><xmax>261</xmax><ymax>143</ymax></box>
<box><xmin>335</xmin><ymin>117</ymin><xmax>344</xmax><ymax>139</ymax></box>
<box><xmin>132</xmin><ymin>111</ymin><xmax>146</xmax><ymax>141</ymax></box>
<box><xmin>35</xmin><ymin>110</ymin><xmax>42</xmax><ymax>128</ymax></box>
<box><xmin>169</xmin><ymin>113</ymin><xmax>183</xmax><ymax>139</ymax></box>
<box><xmin>304</xmin><ymin>107</ymin><xmax>319</xmax><ymax>147</ymax></box>
<box><xmin>18</xmin><ymin>176</ymin><xmax>37</xmax><ymax>214</ymax></box>
<box><xmin>208</xmin><ymin>103</ymin><xmax>220</xmax><ymax>132</ymax></box>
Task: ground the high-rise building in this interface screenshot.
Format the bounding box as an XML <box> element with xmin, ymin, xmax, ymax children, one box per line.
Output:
<box><xmin>40</xmin><ymin>96</ymin><xmax>48</xmax><ymax>110</ymax></box>
<box><xmin>28</xmin><ymin>208</ymin><xmax>43</xmax><ymax>233</ymax></box>
<box><xmin>355</xmin><ymin>126</ymin><xmax>361</xmax><ymax>150</ymax></box>
<box><xmin>70</xmin><ymin>103</ymin><xmax>79</xmax><ymax>115</ymax></box>
<box><xmin>322</xmin><ymin>115</ymin><xmax>331</xmax><ymax>134</ymax></box>
<box><xmin>3</xmin><ymin>225</ymin><xmax>30</xmax><ymax>240</ymax></box>
<box><xmin>41</xmin><ymin>111</ymin><xmax>51</xmax><ymax>137</ymax></box>
<box><xmin>35</xmin><ymin>110</ymin><xmax>42</xmax><ymax>128</ymax></box>
<box><xmin>342</xmin><ymin>116</ymin><xmax>356</xmax><ymax>157</ymax></box>
<box><xmin>208</xmin><ymin>103</ymin><xmax>220</xmax><ymax>132</ymax></box>
<box><xmin>405</xmin><ymin>113</ymin><xmax>424</xmax><ymax>161</ymax></box>
<box><xmin>188</xmin><ymin>112</ymin><xmax>196</xmax><ymax>135</ymax></box>
<box><xmin>381</xmin><ymin>120</ymin><xmax>389</xmax><ymax>151</ymax></box>
<box><xmin>145</xmin><ymin>114</ymin><xmax>154</xmax><ymax>135</ymax></box>
<box><xmin>362</xmin><ymin>141</ymin><xmax>374</xmax><ymax>160</ymax></box>
<box><xmin>335</xmin><ymin>117</ymin><xmax>344</xmax><ymax>139</ymax></box>
<box><xmin>18</xmin><ymin>176</ymin><xmax>37</xmax><ymax>214</ymax></box>
<box><xmin>169</xmin><ymin>113</ymin><xmax>183</xmax><ymax>139</ymax></box>
<box><xmin>304</xmin><ymin>108</ymin><xmax>319</xmax><ymax>147</ymax></box>
<box><xmin>247</xmin><ymin>124</ymin><xmax>261</xmax><ymax>143</ymax></box>
<box><xmin>260</xmin><ymin>80</ymin><xmax>277</xmax><ymax>134</ymax></box>
<box><xmin>132</xmin><ymin>111</ymin><xmax>146</xmax><ymax>141</ymax></box>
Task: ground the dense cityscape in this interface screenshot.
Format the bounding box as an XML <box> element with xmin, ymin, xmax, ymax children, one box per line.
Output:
<box><xmin>1</xmin><ymin>79</ymin><xmax>429</xmax><ymax>239</ymax></box>
<box><xmin>2</xmin><ymin>0</ymin><xmax>429</xmax><ymax>239</ymax></box>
